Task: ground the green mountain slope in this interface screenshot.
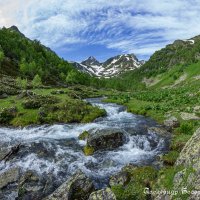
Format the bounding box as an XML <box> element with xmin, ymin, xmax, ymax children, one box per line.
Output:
<box><xmin>0</xmin><ymin>26</ymin><xmax>102</xmax><ymax>87</ymax></box>
<box><xmin>105</xmin><ymin>35</ymin><xmax>200</xmax><ymax>91</ymax></box>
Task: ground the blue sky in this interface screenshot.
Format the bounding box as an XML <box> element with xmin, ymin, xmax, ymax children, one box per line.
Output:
<box><xmin>1</xmin><ymin>0</ymin><xmax>200</xmax><ymax>62</ymax></box>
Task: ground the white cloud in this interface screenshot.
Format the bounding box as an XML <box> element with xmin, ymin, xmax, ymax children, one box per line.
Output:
<box><xmin>1</xmin><ymin>0</ymin><xmax>200</xmax><ymax>60</ymax></box>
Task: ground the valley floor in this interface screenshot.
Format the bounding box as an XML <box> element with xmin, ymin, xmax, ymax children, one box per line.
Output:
<box><xmin>104</xmin><ymin>75</ymin><xmax>200</xmax><ymax>199</ymax></box>
<box><xmin>0</xmin><ymin>73</ymin><xmax>200</xmax><ymax>199</ymax></box>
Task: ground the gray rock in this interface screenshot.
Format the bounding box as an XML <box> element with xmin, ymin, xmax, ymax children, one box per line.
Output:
<box><xmin>172</xmin><ymin>128</ymin><xmax>200</xmax><ymax>199</ymax></box>
<box><xmin>87</xmin><ymin>128</ymin><xmax>127</xmax><ymax>152</ymax></box>
<box><xmin>148</xmin><ymin>127</ymin><xmax>170</xmax><ymax>137</ymax></box>
<box><xmin>17</xmin><ymin>90</ymin><xmax>36</xmax><ymax>99</ymax></box>
<box><xmin>88</xmin><ymin>188</ymin><xmax>116</xmax><ymax>200</ymax></box>
<box><xmin>109</xmin><ymin>171</ymin><xmax>129</xmax><ymax>187</ymax></box>
<box><xmin>0</xmin><ymin>168</ymin><xmax>19</xmax><ymax>189</ymax></box>
<box><xmin>176</xmin><ymin>128</ymin><xmax>200</xmax><ymax>167</ymax></box>
<box><xmin>0</xmin><ymin>93</ymin><xmax>8</xmax><ymax>99</ymax></box>
<box><xmin>18</xmin><ymin>170</ymin><xmax>45</xmax><ymax>200</ymax></box>
<box><xmin>180</xmin><ymin>112</ymin><xmax>200</xmax><ymax>120</ymax></box>
<box><xmin>164</xmin><ymin>116</ymin><xmax>180</xmax><ymax>128</ymax></box>
<box><xmin>0</xmin><ymin>148</ymin><xmax>9</xmax><ymax>160</ymax></box>
<box><xmin>45</xmin><ymin>171</ymin><xmax>94</xmax><ymax>200</ymax></box>
<box><xmin>51</xmin><ymin>90</ymin><xmax>65</xmax><ymax>95</ymax></box>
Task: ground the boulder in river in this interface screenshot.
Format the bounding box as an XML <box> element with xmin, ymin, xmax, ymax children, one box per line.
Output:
<box><xmin>86</xmin><ymin>128</ymin><xmax>127</xmax><ymax>153</ymax></box>
<box><xmin>45</xmin><ymin>171</ymin><xmax>95</xmax><ymax>200</ymax></box>
<box><xmin>0</xmin><ymin>167</ymin><xmax>19</xmax><ymax>189</ymax></box>
<box><xmin>18</xmin><ymin>170</ymin><xmax>45</xmax><ymax>200</ymax></box>
<box><xmin>148</xmin><ymin>127</ymin><xmax>170</xmax><ymax>137</ymax></box>
<box><xmin>88</xmin><ymin>188</ymin><xmax>116</xmax><ymax>200</ymax></box>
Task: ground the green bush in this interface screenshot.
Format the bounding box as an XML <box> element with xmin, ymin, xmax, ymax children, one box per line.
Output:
<box><xmin>32</xmin><ymin>74</ymin><xmax>42</xmax><ymax>88</ymax></box>
<box><xmin>0</xmin><ymin>107</ymin><xmax>18</xmax><ymax>124</ymax></box>
<box><xmin>180</xmin><ymin>122</ymin><xmax>194</xmax><ymax>135</ymax></box>
<box><xmin>112</xmin><ymin>166</ymin><xmax>158</xmax><ymax>200</ymax></box>
<box><xmin>161</xmin><ymin>151</ymin><xmax>179</xmax><ymax>166</ymax></box>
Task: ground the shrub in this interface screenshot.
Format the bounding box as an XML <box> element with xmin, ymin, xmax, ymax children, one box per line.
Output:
<box><xmin>161</xmin><ymin>151</ymin><xmax>179</xmax><ymax>166</ymax></box>
<box><xmin>180</xmin><ymin>122</ymin><xmax>194</xmax><ymax>135</ymax></box>
<box><xmin>32</xmin><ymin>74</ymin><xmax>42</xmax><ymax>88</ymax></box>
<box><xmin>0</xmin><ymin>107</ymin><xmax>18</xmax><ymax>124</ymax></box>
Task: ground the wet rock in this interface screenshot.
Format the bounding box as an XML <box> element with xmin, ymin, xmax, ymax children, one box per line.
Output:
<box><xmin>109</xmin><ymin>171</ymin><xmax>129</xmax><ymax>187</ymax></box>
<box><xmin>87</xmin><ymin>128</ymin><xmax>127</xmax><ymax>152</ymax></box>
<box><xmin>148</xmin><ymin>127</ymin><xmax>170</xmax><ymax>137</ymax></box>
<box><xmin>45</xmin><ymin>171</ymin><xmax>95</xmax><ymax>200</ymax></box>
<box><xmin>0</xmin><ymin>168</ymin><xmax>19</xmax><ymax>189</ymax></box>
<box><xmin>78</xmin><ymin>131</ymin><xmax>89</xmax><ymax>140</ymax></box>
<box><xmin>164</xmin><ymin>116</ymin><xmax>180</xmax><ymax>129</ymax></box>
<box><xmin>0</xmin><ymin>148</ymin><xmax>9</xmax><ymax>160</ymax></box>
<box><xmin>88</xmin><ymin>188</ymin><xmax>116</xmax><ymax>200</ymax></box>
<box><xmin>18</xmin><ymin>170</ymin><xmax>45</xmax><ymax>200</ymax></box>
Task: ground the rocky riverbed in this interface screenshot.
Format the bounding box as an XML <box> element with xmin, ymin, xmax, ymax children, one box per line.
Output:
<box><xmin>0</xmin><ymin>98</ymin><xmax>170</xmax><ymax>199</ymax></box>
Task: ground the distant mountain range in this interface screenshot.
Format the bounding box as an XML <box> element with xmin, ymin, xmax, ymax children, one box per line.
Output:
<box><xmin>71</xmin><ymin>54</ymin><xmax>145</xmax><ymax>78</ymax></box>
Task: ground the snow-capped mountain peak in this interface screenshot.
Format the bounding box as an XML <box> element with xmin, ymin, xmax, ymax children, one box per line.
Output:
<box><xmin>81</xmin><ymin>56</ymin><xmax>101</xmax><ymax>67</ymax></box>
<box><xmin>72</xmin><ymin>54</ymin><xmax>145</xmax><ymax>78</ymax></box>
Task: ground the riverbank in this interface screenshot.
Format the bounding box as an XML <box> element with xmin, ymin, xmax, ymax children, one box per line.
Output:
<box><xmin>0</xmin><ymin>85</ymin><xmax>107</xmax><ymax>127</ymax></box>
<box><xmin>104</xmin><ymin>85</ymin><xmax>200</xmax><ymax>199</ymax></box>
<box><xmin>0</xmin><ymin>98</ymin><xmax>168</xmax><ymax>199</ymax></box>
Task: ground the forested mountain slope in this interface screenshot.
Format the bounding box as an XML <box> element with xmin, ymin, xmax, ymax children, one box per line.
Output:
<box><xmin>0</xmin><ymin>26</ymin><xmax>100</xmax><ymax>86</ymax></box>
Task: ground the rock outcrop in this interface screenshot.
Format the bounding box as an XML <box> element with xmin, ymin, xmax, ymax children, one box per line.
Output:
<box><xmin>0</xmin><ymin>167</ymin><xmax>19</xmax><ymax>189</ymax></box>
<box><xmin>173</xmin><ymin>128</ymin><xmax>200</xmax><ymax>199</ymax></box>
<box><xmin>88</xmin><ymin>188</ymin><xmax>116</xmax><ymax>200</ymax></box>
<box><xmin>164</xmin><ymin>116</ymin><xmax>180</xmax><ymax>129</ymax></box>
<box><xmin>45</xmin><ymin>171</ymin><xmax>95</xmax><ymax>200</ymax></box>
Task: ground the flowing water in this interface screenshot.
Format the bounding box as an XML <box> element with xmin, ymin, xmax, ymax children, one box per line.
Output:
<box><xmin>0</xmin><ymin>98</ymin><xmax>169</xmax><ymax>197</ymax></box>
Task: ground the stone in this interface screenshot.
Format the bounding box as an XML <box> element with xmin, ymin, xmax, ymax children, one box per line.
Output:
<box><xmin>109</xmin><ymin>171</ymin><xmax>129</xmax><ymax>187</ymax></box>
<box><xmin>87</xmin><ymin>128</ymin><xmax>127</xmax><ymax>152</ymax></box>
<box><xmin>51</xmin><ymin>90</ymin><xmax>65</xmax><ymax>95</ymax></box>
<box><xmin>172</xmin><ymin>128</ymin><xmax>200</xmax><ymax>199</ymax></box>
<box><xmin>0</xmin><ymin>93</ymin><xmax>8</xmax><ymax>99</ymax></box>
<box><xmin>194</xmin><ymin>106</ymin><xmax>200</xmax><ymax>112</ymax></box>
<box><xmin>0</xmin><ymin>148</ymin><xmax>9</xmax><ymax>160</ymax></box>
<box><xmin>88</xmin><ymin>188</ymin><xmax>116</xmax><ymax>200</ymax></box>
<box><xmin>0</xmin><ymin>168</ymin><xmax>19</xmax><ymax>189</ymax></box>
<box><xmin>17</xmin><ymin>90</ymin><xmax>36</xmax><ymax>99</ymax></box>
<box><xmin>164</xmin><ymin>116</ymin><xmax>180</xmax><ymax>128</ymax></box>
<box><xmin>176</xmin><ymin>128</ymin><xmax>200</xmax><ymax>167</ymax></box>
<box><xmin>18</xmin><ymin>170</ymin><xmax>45</xmax><ymax>200</ymax></box>
<box><xmin>45</xmin><ymin>171</ymin><xmax>94</xmax><ymax>200</ymax></box>
<box><xmin>148</xmin><ymin>127</ymin><xmax>170</xmax><ymax>137</ymax></box>
<box><xmin>180</xmin><ymin>112</ymin><xmax>200</xmax><ymax>120</ymax></box>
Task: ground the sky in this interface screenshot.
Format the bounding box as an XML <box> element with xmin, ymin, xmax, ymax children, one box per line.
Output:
<box><xmin>1</xmin><ymin>0</ymin><xmax>200</xmax><ymax>62</ymax></box>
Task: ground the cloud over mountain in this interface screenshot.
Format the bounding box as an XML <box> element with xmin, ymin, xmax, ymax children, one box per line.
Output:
<box><xmin>1</xmin><ymin>0</ymin><xmax>200</xmax><ymax>61</ymax></box>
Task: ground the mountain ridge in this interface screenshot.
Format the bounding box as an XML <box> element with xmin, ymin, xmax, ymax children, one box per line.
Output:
<box><xmin>72</xmin><ymin>54</ymin><xmax>145</xmax><ymax>78</ymax></box>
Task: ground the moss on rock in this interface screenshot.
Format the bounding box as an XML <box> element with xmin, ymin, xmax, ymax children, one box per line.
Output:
<box><xmin>78</xmin><ymin>131</ymin><xmax>90</xmax><ymax>140</ymax></box>
<box><xmin>83</xmin><ymin>145</ymin><xmax>95</xmax><ymax>156</ymax></box>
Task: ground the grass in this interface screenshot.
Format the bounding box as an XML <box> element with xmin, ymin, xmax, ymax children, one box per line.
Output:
<box><xmin>111</xmin><ymin>166</ymin><xmax>158</xmax><ymax>200</ymax></box>
<box><xmin>161</xmin><ymin>151</ymin><xmax>180</xmax><ymax>166</ymax></box>
<box><xmin>0</xmin><ymin>86</ymin><xmax>106</xmax><ymax>127</ymax></box>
